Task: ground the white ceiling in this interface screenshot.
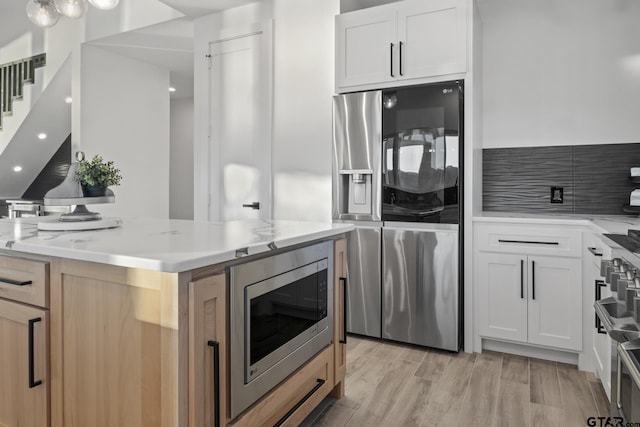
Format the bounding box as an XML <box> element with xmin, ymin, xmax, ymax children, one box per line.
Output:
<box><xmin>88</xmin><ymin>18</ymin><xmax>195</xmax><ymax>99</ymax></box>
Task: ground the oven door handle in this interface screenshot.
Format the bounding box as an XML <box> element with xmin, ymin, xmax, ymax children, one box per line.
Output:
<box><xmin>618</xmin><ymin>341</ymin><xmax>640</xmax><ymax>410</ymax></box>
<box><xmin>595</xmin><ymin>280</ymin><xmax>608</xmax><ymax>334</ymax></box>
<box><xmin>594</xmin><ymin>299</ymin><xmax>616</xmax><ymax>334</ymax></box>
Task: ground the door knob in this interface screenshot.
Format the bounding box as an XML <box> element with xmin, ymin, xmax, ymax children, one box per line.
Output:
<box><xmin>242</xmin><ymin>202</ymin><xmax>260</xmax><ymax>210</ymax></box>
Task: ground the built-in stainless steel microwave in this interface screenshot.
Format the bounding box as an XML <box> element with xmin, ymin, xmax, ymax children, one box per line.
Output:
<box><xmin>229</xmin><ymin>240</ymin><xmax>333</xmax><ymax>420</ymax></box>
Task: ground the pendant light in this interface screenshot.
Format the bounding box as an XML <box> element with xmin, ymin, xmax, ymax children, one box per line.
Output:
<box><xmin>25</xmin><ymin>0</ymin><xmax>118</xmax><ymax>28</ymax></box>
<box><xmin>54</xmin><ymin>0</ymin><xmax>88</xmax><ymax>19</ymax></box>
<box><xmin>26</xmin><ymin>0</ymin><xmax>60</xmax><ymax>28</ymax></box>
<box><xmin>88</xmin><ymin>0</ymin><xmax>119</xmax><ymax>10</ymax></box>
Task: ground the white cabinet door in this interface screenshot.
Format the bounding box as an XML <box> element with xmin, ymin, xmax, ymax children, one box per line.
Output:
<box><xmin>478</xmin><ymin>252</ymin><xmax>528</xmax><ymax>343</ymax></box>
<box><xmin>335</xmin><ymin>5</ymin><xmax>397</xmax><ymax>89</ymax></box>
<box><xmin>527</xmin><ymin>256</ymin><xmax>582</xmax><ymax>351</ymax></box>
<box><xmin>397</xmin><ymin>0</ymin><xmax>466</xmax><ymax>80</ymax></box>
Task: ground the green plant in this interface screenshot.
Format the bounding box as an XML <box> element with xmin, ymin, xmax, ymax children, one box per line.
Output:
<box><xmin>74</xmin><ymin>155</ymin><xmax>122</xmax><ymax>187</ymax></box>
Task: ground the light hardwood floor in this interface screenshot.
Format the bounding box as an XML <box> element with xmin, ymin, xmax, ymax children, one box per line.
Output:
<box><xmin>302</xmin><ymin>336</ymin><xmax>609</xmax><ymax>427</ymax></box>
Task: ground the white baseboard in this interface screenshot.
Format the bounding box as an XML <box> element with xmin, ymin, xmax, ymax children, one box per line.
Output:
<box><xmin>482</xmin><ymin>338</ymin><xmax>580</xmax><ymax>367</ymax></box>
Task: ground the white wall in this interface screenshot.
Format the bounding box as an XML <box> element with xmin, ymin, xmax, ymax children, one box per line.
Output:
<box><xmin>193</xmin><ymin>0</ymin><xmax>339</xmax><ymax>222</ymax></box>
<box><xmin>170</xmin><ymin>98</ymin><xmax>194</xmax><ymax>219</ymax></box>
<box><xmin>271</xmin><ymin>0</ymin><xmax>338</xmax><ymax>222</ymax></box>
<box><xmin>81</xmin><ymin>45</ymin><xmax>170</xmax><ymax>218</ymax></box>
<box><xmin>481</xmin><ymin>0</ymin><xmax>640</xmax><ymax>148</ymax></box>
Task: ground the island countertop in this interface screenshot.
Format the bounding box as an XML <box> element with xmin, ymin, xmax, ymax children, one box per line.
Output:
<box><xmin>0</xmin><ymin>217</ymin><xmax>353</xmax><ymax>272</ymax></box>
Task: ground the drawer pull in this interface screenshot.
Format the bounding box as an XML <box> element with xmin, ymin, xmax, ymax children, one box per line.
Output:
<box><xmin>588</xmin><ymin>247</ymin><xmax>603</xmax><ymax>257</ymax></box>
<box><xmin>28</xmin><ymin>317</ymin><xmax>42</xmax><ymax>389</ymax></box>
<box><xmin>274</xmin><ymin>378</ymin><xmax>325</xmax><ymax>427</ymax></box>
<box><xmin>207</xmin><ymin>340</ymin><xmax>220</xmax><ymax>427</ymax></box>
<box><xmin>498</xmin><ymin>239</ymin><xmax>559</xmax><ymax>246</ymax></box>
<box><xmin>0</xmin><ymin>278</ymin><xmax>32</xmax><ymax>287</ymax></box>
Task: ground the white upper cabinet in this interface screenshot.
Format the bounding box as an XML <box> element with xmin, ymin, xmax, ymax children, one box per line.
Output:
<box><xmin>335</xmin><ymin>4</ymin><xmax>397</xmax><ymax>89</ymax></box>
<box><xmin>397</xmin><ymin>0</ymin><xmax>467</xmax><ymax>80</ymax></box>
<box><xmin>335</xmin><ymin>0</ymin><xmax>467</xmax><ymax>92</ymax></box>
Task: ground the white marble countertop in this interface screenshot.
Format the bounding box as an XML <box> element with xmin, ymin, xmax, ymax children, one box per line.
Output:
<box><xmin>473</xmin><ymin>211</ymin><xmax>640</xmax><ymax>233</ymax></box>
<box><xmin>473</xmin><ymin>211</ymin><xmax>640</xmax><ymax>263</ymax></box>
<box><xmin>0</xmin><ymin>218</ymin><xmax>353</xmax><ymax>273</ymax></box>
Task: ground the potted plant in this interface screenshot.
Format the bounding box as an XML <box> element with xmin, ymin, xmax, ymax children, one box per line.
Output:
<box><xmin>75</xmin><ymin>155</ymin><xmax>123</xmax><ymax>197</ymax></box>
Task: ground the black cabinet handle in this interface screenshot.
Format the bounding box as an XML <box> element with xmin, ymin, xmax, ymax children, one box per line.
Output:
<box><xmin>340</xmin><ymin>277</ymin><xmax>347</xmax><ymax>344</ymax></box>
<box><xmin>0</xmin><ymin>278</ymin><xmax>32</xmax><ymax>287</ymax></box>
<box><xmin>274</xmin><ymin>379</ymin><xmax>325</xmax><ymax>427</ymax></box>
<box><xmin>399</xmin><ymin>41</ymin><xmax>403</xmax><ymax>76</ymax></box>
<box><xmin>242</xmin><ymin>202</ymin><xmax>260</xmax><ymax>210</ymax></box>
<box><xmin>588</xmin><ymin>247</ymin><xmax>603</xmax><ymax>257</ymax></box>
<box><xmin>390</xmin><ymin>43</ymin><xmax>394</xmax><ymax>77</ymax></box>
<box><xmin>520</xmin><ymin>260</ymin><xmax>524</xmax><ymax>299</ymax></box>
<box><xmin>595</xmin><ymin>280</ymin><xmax>607</xmax><ymax>334</ymax></box>
<box><xmin>207</xmin><ymin>340</ymin><xmax>220</xmax><ymax>427</ymax></box>
<box><xmin>498</xmin><ymin>239</ymin><xmax>559</xmax><ymax>245</ymax></box>
<box><xmin>531</xmin><ymin>261</ymin><xmax>536</xmax><ymax>300</ymax></box>
<box><xmin>28</xmin><ymin>317</ymin><xmax>42</xmax><ymax>389</ymax></box>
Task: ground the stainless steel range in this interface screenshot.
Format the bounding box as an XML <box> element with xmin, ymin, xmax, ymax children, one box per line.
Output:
<box><xmin>595</xmin><ymin>251</ymin><xmax>640</xmax><ymax>423</ymax></box>
<box><xmin>228</xmin><ymin>241</ymin><xmax>334</xmax><ymax>419</ymax></box>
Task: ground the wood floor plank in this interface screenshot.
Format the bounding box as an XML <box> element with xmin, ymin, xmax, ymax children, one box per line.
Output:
<box><xmin>373</xmin><ymin>341</ymin><xmax>402</xmax><ymax>362</ymax></box>
<box><xmin>456</xmin><ymin>352</ymin><xmax>503</xmax><ymax>426</ymax></box>
<box><xmin>529</xmin><ymin>359</ymin><xmax>562</xmax><ymax>408</ymax></box>
<box><xmin>502</xmin><ymin>354</ymin><xmax>529</xmax><ymax>384</ymax></box>
<box><xmin>395</xmin><ymin>343</ymin><xmax>429</xmax><ymax>364</ymax></box>
<box><xmin>492</xmin><ymin>380</ymin><xmax>530</xmax><ymax>427</ymax></box>
<box><xmin>588</xmin><ymin>378</ymin><xmax>610</xmax><ymax>417</ymax></box>
<box><xmin>384</xmin><ymin>376</ymin><xmax>432</xmax><ymax>427</ymax></box>
<box><xmin>530</xmin><ymin>403</ymin><xmax>565</xmax><ymax>427</ymax></box>
<box><xmin>308</xmin><ymin>400</ymin><xmax>358</xmax><ymax>427</ymax></box>
<box><xmin>414</xmin><ymin>350</ymin><xmax>451</xmax><ymax>381</ymax></box>
<box><xmin>557</xmin><ymin>364</ymin><xmax>599</xmax><ymax>427</ymax></box>
<box><xmin>345</xmin><ymin>339</ymin><xmax>379</xmax><ymax>381</ymax></box>
<box><xmin>346</xmin><ymin>358</ymin><xmax>419</xmax><ymax>427</ymax></box>
<box><xmin>345</xmin><ymin>354</ymin><xmax>393</xmax><ymax>404</ymax></box>
<box><xmin>419</xmin><ymin>352</ymin><xmax>476</xmax><ymax>427</ymax></box>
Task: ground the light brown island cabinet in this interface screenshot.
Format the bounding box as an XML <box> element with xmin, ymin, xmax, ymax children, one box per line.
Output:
<box><xmin>0</xmin><ymin>254</ymin><xmax>50</xmax><ymax>427</ymax></box>
<box><xmin>47</xmin><ymin>236</ymin><xmax>347</xmax><ymax>427</ymax></box>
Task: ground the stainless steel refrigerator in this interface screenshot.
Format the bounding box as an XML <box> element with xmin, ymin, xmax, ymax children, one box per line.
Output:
<box><xmin>332</xmin><ymin>81</ymin><xmax>463</xmax><ymax>351</ymax></box>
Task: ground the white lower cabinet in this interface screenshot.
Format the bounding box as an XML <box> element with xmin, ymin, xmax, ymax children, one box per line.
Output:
<box><xmin>478</xmin><ymin>252</ymin><xmax>583</xmax><ymax>351</ymax></box>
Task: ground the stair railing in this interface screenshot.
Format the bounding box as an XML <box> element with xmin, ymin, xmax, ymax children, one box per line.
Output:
<box><xmin>0</xmin><ymin>53</ymin><xmax>46</xmax><ymax>131</ymax></box>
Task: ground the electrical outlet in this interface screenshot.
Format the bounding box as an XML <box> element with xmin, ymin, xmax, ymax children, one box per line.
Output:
<box><xmin>550</xmin><ymin>186</ymin><xmax>564</xmax><ymax>204</ymax></box>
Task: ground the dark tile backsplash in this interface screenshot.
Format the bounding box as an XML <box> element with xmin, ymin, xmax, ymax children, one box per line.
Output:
<box><xmin>483</xmin><ymin>143</ymin><xmax>640</xmax><ymax>215</ymax></box>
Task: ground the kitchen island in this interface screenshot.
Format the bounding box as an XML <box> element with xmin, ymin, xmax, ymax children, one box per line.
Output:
<box><xmin>0</xmin><ymin>217</ymin><xmax>352</xmax><ymax>427</ymax></box>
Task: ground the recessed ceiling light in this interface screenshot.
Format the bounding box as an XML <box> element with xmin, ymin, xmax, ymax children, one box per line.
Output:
<box><xmin>65</xmin><ymin>96</ymin><xmax>72</xmax><ymax>104</ymax></box>
<box><xmin>169</xmin><ymin>87</ymin><xmax>176</xmax><ymax>92</ymax></box>
<box><xmin>38</xmin><ymin>133</ymin><xmax>47</xmax><ymax>140</ymax></box>
<box><xmin>13</xmin><ymin>166</ymin><xmax>22</xmax><ymax>172</ymax></box>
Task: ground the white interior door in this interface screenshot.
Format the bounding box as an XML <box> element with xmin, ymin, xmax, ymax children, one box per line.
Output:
<box><xmin>208</xmin><ymin>28</ymin><xmax>272</xmax><ymax>222</ymax></box>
